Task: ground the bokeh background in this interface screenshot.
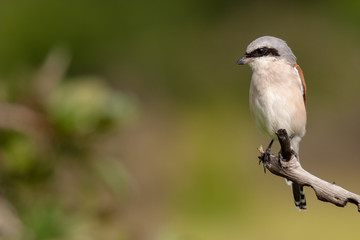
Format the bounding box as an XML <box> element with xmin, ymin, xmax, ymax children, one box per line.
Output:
<box><xmin>0</xmin><ymin>0</ymin><xmax>359</xmax><ymax>239</ymax></box>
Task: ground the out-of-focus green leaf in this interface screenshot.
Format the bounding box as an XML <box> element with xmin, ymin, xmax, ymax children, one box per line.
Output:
<box><xmin>91</xmin><ymin>157</ymin><xmax>131</xmax><ymax>199</ymax></box>
<box><xmin>21</xmin><ymin>204</ymin><xmax>67</xmax><ymax>240</ymax></box>
<box><xmin>1</xmin><ymin>132</ymin><xmax>38</xmax><ymax>175</ymax></box>
<box><xmin>46</xmin><ymin>77</ymin><xmax>139</xmax><ymax>136</ymax></box>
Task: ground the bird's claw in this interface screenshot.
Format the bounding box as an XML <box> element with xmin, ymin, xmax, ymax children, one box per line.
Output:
<box><xmin>278</xmin><ymin>152</ymin><xmax>284</xmax><ymax>169</ymax></box>
<box><xmin>258</xmin><ymin>148</ymin><xmax>271</xmax><ymax>173</ymax></box>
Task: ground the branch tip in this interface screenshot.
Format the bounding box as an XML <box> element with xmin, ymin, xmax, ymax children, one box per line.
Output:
<box><xmin>256</xmin><ymin>129</ymin><xmax>360</xmax><ymax>212</ymax></box>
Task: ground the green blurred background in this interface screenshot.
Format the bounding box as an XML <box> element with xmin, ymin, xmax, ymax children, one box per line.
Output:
<box><xmin>0</xmin><ymin>0</ymin><xmax>359</xmax><ymax>239</ymax></box>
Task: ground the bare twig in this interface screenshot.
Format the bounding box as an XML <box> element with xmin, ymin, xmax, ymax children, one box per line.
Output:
<box><xmin>259</xmin><ymin>129</ymin><xmax>360</xmax><ymax>212</ymax></box>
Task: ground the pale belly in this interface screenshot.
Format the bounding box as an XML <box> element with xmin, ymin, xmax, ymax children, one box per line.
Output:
<box><xmin>250</xmin><ymin>85</ymin><xmax>306</xmax><ymax>140</ymax></box>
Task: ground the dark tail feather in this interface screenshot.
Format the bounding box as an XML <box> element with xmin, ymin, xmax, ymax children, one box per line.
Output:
<box><xmin>292</xmin><ymin>182</ymin><xmax>306</xmax><ymax>210</ymax></box>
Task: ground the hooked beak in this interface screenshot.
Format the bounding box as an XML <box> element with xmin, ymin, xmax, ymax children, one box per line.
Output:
<box><xmin>237</xmin><ymin>55</ymin><xmax>248</xmax><ymax>65</ymax></box>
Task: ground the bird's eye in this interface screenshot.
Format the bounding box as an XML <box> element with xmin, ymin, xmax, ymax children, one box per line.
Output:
<box><xmin>257</xmin><ymin>48</ymin><xmax>267</xmax><ymax>55</ymax></box>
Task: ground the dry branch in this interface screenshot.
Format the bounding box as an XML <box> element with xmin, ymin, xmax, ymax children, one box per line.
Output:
<box><xmin>258</xmin><ymin>129</ymin><xmax>360</xmax><ymax>212</ymax></box>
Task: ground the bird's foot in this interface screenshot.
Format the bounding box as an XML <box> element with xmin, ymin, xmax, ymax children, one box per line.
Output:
<box><xmin>258</xmin><ymin>148</ymin><xmax>271</xmax><ymax>173</ymax></box>
<box><xmin>278</xmin><ymin>148</ymin><xmax>298</xmax><ymax>169</ymax></box>
<box><xmin>278</xmin><ymin>152</ymin><xmax>284</xmax><ymax>169</ymax></box>
<box><xmin>258</xmin><ymin>140</ymin><xmax>274</xmax><ymax>173</ymax></box>
<box><xmin>292</xmin><ymin>150</ymin><xmax>298</xmax><ymax>159</ymax></box>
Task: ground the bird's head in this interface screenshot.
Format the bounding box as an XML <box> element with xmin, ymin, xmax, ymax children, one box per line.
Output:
<box><xmin>237</xmin><ymin>36</ymin><xmax>296</xmax><ymax>67</ymax></box>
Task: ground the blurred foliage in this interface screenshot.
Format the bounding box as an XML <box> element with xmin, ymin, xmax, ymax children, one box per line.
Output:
<box><xmin>0</xmin><ymin>45</ymin><xmax>139</xmax><ymax>239</ymax></box>
<box><xmin>0</xmin><ymin>0</ymin><xmax>359</xmax><ymax>240</ymax></box>
<box><xmin>47</xmin><ymin>77</ymin><xmax>138</xmax><ymax>138</ymax></box>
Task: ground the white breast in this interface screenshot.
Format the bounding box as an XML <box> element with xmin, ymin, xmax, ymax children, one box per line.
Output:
<box><xmin>249</xmin><ymin>59</ymin><xmax>306</xmax><ymax>140</ymax></box>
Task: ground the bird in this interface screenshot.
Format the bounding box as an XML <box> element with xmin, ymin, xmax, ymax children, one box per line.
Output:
<box><xmin>237</xmin><ymin>36</ymin><xmax>307</xmax><ymax>210</ymax></box>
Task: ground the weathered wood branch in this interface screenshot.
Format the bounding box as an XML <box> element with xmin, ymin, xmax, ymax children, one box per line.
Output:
<box><xmin>258</xmin><ymin>129</ymin><xmax>360</xmax><ymax>212</ymax></box>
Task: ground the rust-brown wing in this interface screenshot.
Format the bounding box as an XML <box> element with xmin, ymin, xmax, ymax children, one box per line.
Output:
<box><xmin>293</xmin><ymin>64</ymin><xmax>307</xmax><ymax>105</ymax></box>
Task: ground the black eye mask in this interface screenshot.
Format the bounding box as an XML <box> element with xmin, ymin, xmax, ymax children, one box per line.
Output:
<box><xmin>246</xmin><ymin>47</ymin><xmax>280</xmax><ymax>58</ymax></box>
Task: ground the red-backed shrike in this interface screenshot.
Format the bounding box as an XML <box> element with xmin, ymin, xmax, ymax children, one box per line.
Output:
<box><xmin>237</xmin><ymin>36</ymin><xmax>307</xmax><ymax>210</ymax></box>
